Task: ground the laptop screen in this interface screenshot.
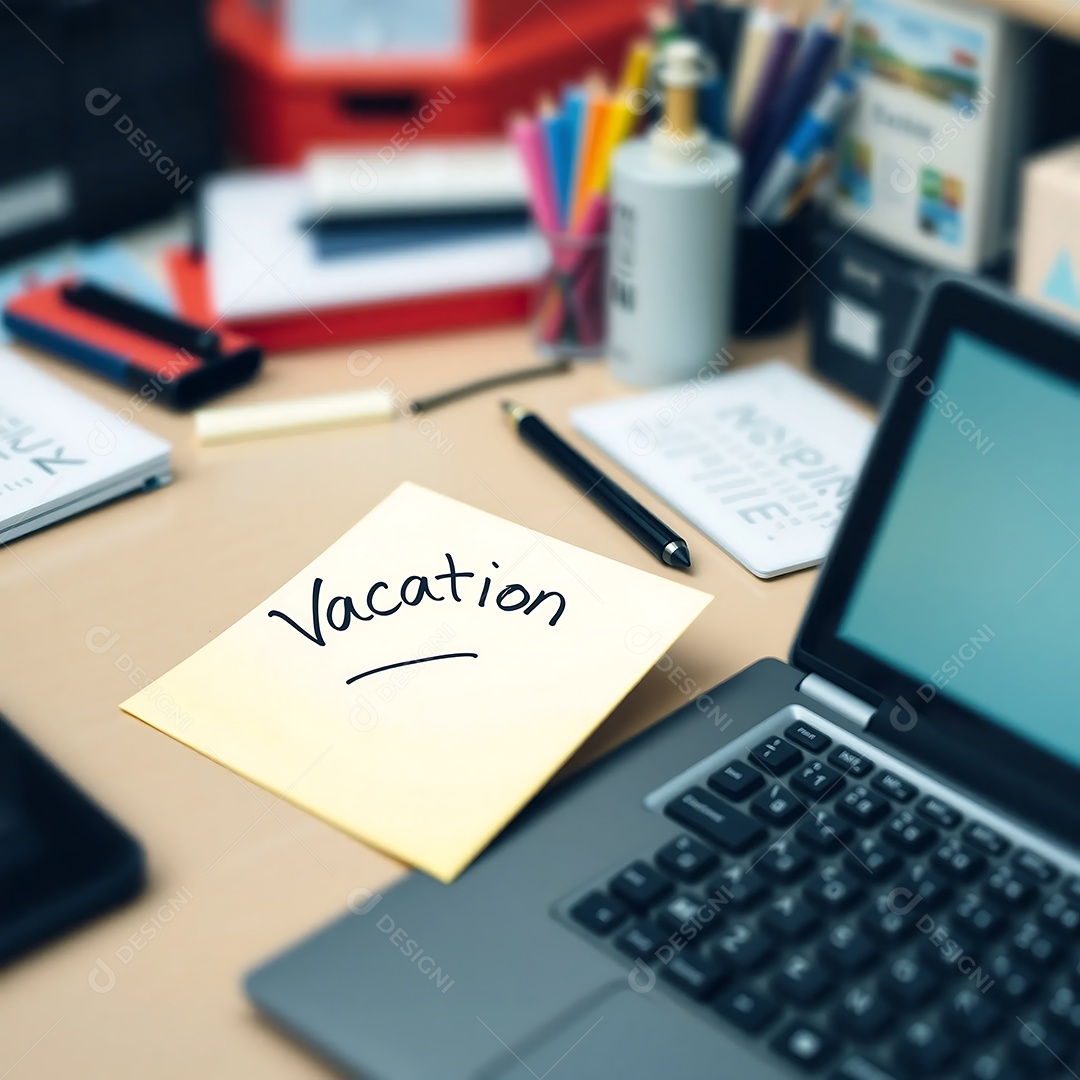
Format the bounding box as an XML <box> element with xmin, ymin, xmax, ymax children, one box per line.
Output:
<box><xmin>837</xmin><ymin>327</ymin><xmax>1080</xmax><ymax>770</ymax></box>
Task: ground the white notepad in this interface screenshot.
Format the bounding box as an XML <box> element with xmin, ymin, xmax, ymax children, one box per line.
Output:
<box><xmin>572</xmin><ymin>361</ymin><xmax>875</xmax><ymax>578</ymax></box>
<box><xmin>0</xmin><ymin>349</ymin><xmax>171</xmax><ymax>544</ymax></box>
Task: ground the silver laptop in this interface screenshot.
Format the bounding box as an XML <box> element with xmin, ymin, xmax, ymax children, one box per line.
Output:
<box><xmin>247</xmin><ymin>276</ymin><xmax>1080</xmax><ymax>1080</ymax></box>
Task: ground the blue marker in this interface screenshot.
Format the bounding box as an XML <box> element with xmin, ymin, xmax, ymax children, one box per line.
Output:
<box><xmin>749</xmin><ymin>71</ymin><xmax>857</xmax><ymax>221</ymax></box>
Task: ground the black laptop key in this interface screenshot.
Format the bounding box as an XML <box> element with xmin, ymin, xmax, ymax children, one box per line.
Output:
<box><xmin>964</xmin><ymin>821</ymin><xmax>1009</xmax><ymax>857</ymax></box>
<box><xmin>832</xmin><ymin>1054</ymin><xmax>903</xmax><ymax>1080</ymax></box>
<box><xmin>660</xmin><ymin>947</ymin><xmax>727</xmax><ymax>1000</ymax></box>
<box><xmin>752</xmin><ymin>782</ymin><xmax>805</xmax><ymax>827</ymax></box>
<box><xmin>986</xmin><ymin>864</ymin><xmax>1037</xmax><ymax>909</ymax></box>
<box><xmin>762</xmin><ymin>892</ymin><xmax>820</xmax><ymax>941</ymax></box>
<box><xmin>797</xmin><ymin>810</ymin><xmax>853</xmax><ymax>852</ymax></box>
<box><xmin>658</xmin><ymin>894</ymin><xmax>718</xmax><ymax>938</ymax></box>
<box><xmin>750</xmin><ymin>737</ymin><xmax>803</xmax><ymax>776</ymax></box>
<box><xmin>786</xmin><ymin>721</ymin><xmax>831</xmax><ymax>753</ymax></box>
<box><xmin>884</xmin><ymin>810</ymin><xmax>937</xmax><ymax>852</ymax></box>
<box><xmin>615</xmin><ymin>919</ymin><xmax>668</xmax><ymax>960</ymax></box>
<box><xmin>917</xmin><ymin>796</ymin><xmax>962</xmax><ymax>830</ymax></box>
<box><xmin>953</xmin><ymin>890</ymin><xmax>1006</xmax><ymax>940</ymax></box>
<box><xmin>709</xmin><ymin>864</ymin><xmax>769</xmax><ymax>910</ymax></box>
<box><xmin>820</xmin><ymin>922</ymin><xmax>877</xmax><ymax>972</ymax></box>
<box><xmin>1012</xmin><ymin>920</ymin><xmax>1064</xmax><ymax>968</ymax></box>
<box><xmin>846</xmin><ymin>836</ymin><xmax>901</xmax><ymax>879</ymax></box>
<box><xmin>983</xmin><ymin>950</ymin><xmax>1036</xmax><ymax>1001</ymax></box>
<box><xmin>945</xmin><ymin>986</ymin><xmax>1001</xmax><ymax>1038</ymax></box>
<box><xmin>917</xmin><ymin>919</ymin><xmax>976</xmax><ymax>974</ymax></box>
<box><xmin>834</xmin><ymin>984</ymin><xmax>893</xmax><ymax>1039</ymax></box>
<box><xmin>792</xmin><ymin>760</ymin><xmax>845</xmax><ymax>799</ymax></box>
<box><xmin>715</xmin><ymin>983</ymin><xmax>780</xmax><ymax>1034</ymax></box>
<box><xmin>872</xmin><ymin>772</ymin><xmax>917</xmax><ymax>803</ymax></box>
<box><xmin>772</xmin><ymin>1022</ymin><xmax>836</xmax><ymax>1071</ymax></box>
<box><xmin>759</xmin><ymin>839</ymin><xmax>813</xmax><ymax>882</ymax></box>
<box><xmin>1040</xmin><ymin>890</ymin><xmax>1080</xmax><ymax>936</ymax></box>
<box><xmin>1011</xmin><ymin>1019</ymin><xmax>1071</xmax><ymax>1075</ymax></box>
<box><xmin>837</xmin><ymin>785</ymin><xmax>891</xmax><ymax>826</ymax></box>
<box><xmin>894</xmin><ymin>863</ymin><xmax>952</xmax><ymax>912</ymax></box>
<box><xmin>655</xmin><ymin>834</ymin><xmax>718</xmax><ymax>882</ymax></box>
<box><xmin>1013</xmin><ymin>848</ymin><xmax>1059</xmax><ymax>885</ymax></box>
<box><xmin>932</xmin><ymin>839</ymin><xmax>985</xmax><ymax>881</ymax></box>
<box><xmin>665</xmin><ymin>788</ymin><xmax>766</xmax><ymax>853</ymax></box>
<box><xmin>880</xmin><ymin>954</ymin><xmax>940</xmax><ymax>1006</ymax></box>
<box><xmin>708</xmin><ymin>760</ymin><xmax>764</xmax><ymax>801</ymax></box>
<box><xmin>570</xmin><ymin>891</ymin><xmax>628</xmax><ymax>935</ymax></box>
<box><xmin>829</xmin><ymin>745</ymin><xmax>875</xmax><ymax>777</ymax></box>
<box><xmin>774</xmin><ymin>952</ymin><xmax>834</xmax><ymax>1005</ymax></box>
<box><xmin>861</xmin><ymin>891</ymin><xmax>916</xmax><ymax>944</ymax></box>
<box><xmin>968</xmin><ymin>1056</ymin><xmax>1023</xmax><ymax>1080</ymax></box>
<box><xmin>805</xmin><ymin>865</ymin><xmax>864</xmax><ymax>912</ymax></box>
<box><xmin>895</xmin><ymin>1021</ymin><xmax>957</xmax><ymax>1073</ymax></box>
<box><xmin>1045</xmin><ymin>985</ymin><xmax>1080</xmax><ymax>1037</ymax></box>
<box><xmin>712</xmin><ymin>921</ymin><xmax>774</xmax><ymax>971</ymax></box>
<box><xmin>609</xmin><ymin>861</ymin><xmax>672</xmax><ymax>911</ymax></box>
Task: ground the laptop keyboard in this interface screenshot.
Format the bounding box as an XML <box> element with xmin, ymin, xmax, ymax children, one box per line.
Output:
<box><xmin>559</xmin><ymin>708</ymin><xmax>1080</xmax><ymax>1079</ymax></box>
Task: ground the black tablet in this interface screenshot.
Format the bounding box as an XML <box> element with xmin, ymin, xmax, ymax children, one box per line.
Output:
<box><xmin>0</xmin><ymin>713</ymin><xmax>144</xmax><ymax>966</ymax></box>
<box><xmin>795</xmin><ymin>274</ymin><xmax>1080</xmax><ymax>839</ymax></box>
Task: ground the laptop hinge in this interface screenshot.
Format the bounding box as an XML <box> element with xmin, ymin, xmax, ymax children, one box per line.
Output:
<box><xmin>798</xmin><ymin>674</ymin><xmax>876</xmax><ymax>729</ymax></box>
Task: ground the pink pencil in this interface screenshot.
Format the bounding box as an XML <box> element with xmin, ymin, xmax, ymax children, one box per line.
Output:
<box><xmin>510</xmin><ymin>115</ymin><xmax>561</xmax><ymax>236</ymax></box>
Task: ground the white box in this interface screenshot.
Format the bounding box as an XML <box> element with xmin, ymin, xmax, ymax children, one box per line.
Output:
<box><xmin>1015</xmin><ymin>140</ymin><xmax>1080</xmax><ymax>323</ymax></box>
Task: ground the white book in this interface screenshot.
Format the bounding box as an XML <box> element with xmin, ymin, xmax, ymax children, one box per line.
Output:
<box><xmin>305</xmin><ymin>142</ymin><xmax>529</xmax><ymax>216</ymax></box>
<box><xmin>204</xmin><ymin>171</ymin><xmax>548</xmax><ymax>320</ymax></box>
<box><xmin>0</xmin><ymin>349</ymin><xmax>171</xmax><ymax>544</ymax></box>
<box><xmin>572</xmin><ymin>361</ymin><xmax>874</xmax><ymax>579</ymax></box>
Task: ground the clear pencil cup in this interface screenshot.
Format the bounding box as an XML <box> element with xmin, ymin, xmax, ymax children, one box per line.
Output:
<box><xmin>533</xmin><ymin>229</ymin><xmax>609</xmax><ymax>360</ymax></box>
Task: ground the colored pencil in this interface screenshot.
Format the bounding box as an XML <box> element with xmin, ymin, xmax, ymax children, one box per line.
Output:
<box><xmin>509</xmin><ymin>116</ymin><xmax>560</xmax><ymax>235</ymax></box>
<box><xmin>746</xmin><ymin>4</ymin><xmax>847</xmax><ymax>198</ymax></box>
<box><xmin>540</xmin><ymin>102</ymin><xmax>574</xmax><ymax>230</ymax></box>
<box><xmin>738</xmin><ymin>9</ymin><xmax>803</xmax><ymax>156</ymax></box>
<box><xmin>571</xmin><ymin>88</ymin><xmax>612</xmax><ymax>228</ymax></box>
<box><xmin>728</xmin><ymin>0</ymin><xmax>782</xmax><ymax>137</ymax></box>
<box><xmin>782</xmin><ymin>152</ymin><xmax>833</xmax><ymax>219</ymax></box>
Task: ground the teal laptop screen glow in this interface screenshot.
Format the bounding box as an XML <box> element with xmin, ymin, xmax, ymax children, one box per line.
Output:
<box><xmin>839</xmin><ymin>330</ymin><xmax>1080</xmax><ymax>770</ymax></box>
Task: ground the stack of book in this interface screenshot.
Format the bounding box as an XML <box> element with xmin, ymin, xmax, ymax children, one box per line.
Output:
<box><xmin>168</xmin><ymin>141</ymin><xmax>549</xmax><ymax>351</ymax></box>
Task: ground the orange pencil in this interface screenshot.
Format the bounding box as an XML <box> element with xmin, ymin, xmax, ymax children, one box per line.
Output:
<box><xmin>570</xmin><ymin>83</ymin><xmax>612</xmax><ymax>230</ymax></box>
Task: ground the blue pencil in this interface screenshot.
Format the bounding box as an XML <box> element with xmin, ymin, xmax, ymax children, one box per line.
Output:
<box><xmin>561</xmin><ymin>86</ymin><xmax>589</xmax><ymax>231</ymax></box>
<box><xmin>541</xmin><ymin>106</ymin><xmax>574</xmax><ymax>229</ymax></box>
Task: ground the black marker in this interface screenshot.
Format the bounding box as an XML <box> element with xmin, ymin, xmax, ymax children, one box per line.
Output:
<box><xmin>502</xmin><ymin>401</ymin><xmax>692</xmax><ymax>571</ymax></box>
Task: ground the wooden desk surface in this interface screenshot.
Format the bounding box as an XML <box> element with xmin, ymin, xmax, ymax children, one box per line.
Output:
<box><xmin>0</xmin><ymin>321</ymin><xmax>854</xmax><ymax>1078</ymax></box>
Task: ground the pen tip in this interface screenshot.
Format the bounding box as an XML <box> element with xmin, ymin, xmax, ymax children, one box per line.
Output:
<box><xmin>665</xmin><ymin>544</ymin><xmax>692</xmax><ymax>570</ymax></box>
<box><xmin>500</xmin><ymin>400</ymin><xmax>516</xmax><ymax>413</ymax></box>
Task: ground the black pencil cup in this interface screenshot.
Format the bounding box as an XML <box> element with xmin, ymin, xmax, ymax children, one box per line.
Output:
<box><xmin>733</xmin><ymin>209</ymin><xmax>815</xmax><ymax>339</ymax></box>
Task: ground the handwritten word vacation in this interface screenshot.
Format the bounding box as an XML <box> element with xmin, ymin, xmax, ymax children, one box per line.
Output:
<box><xmin>267</xmin><ymin>553</ymin><xmax>568</xmax><ymax>646</ymax></box>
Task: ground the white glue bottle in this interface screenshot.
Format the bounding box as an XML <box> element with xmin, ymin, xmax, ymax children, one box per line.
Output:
<box><xmin>608</xmin><ymin>39</ymin><xmax>742</xmax><ymax>387</ymax></box>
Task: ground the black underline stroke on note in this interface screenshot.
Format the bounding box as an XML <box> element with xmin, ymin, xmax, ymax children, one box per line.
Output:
<box><xmin>345</xmin><ymin>652</ymin><xmax>480</xmax><ymax>685</ymax></box>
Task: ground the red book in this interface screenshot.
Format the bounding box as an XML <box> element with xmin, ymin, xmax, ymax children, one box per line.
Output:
<box><xmin>165</xmin><ymin>247</ymin><xmax>533</xmax><ymax>353</ymax></box>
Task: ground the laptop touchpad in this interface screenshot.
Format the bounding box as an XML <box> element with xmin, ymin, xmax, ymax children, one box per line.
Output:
<box><xmin>477</xmin><ymin>980</ymin><xmax>781</xmax><ymax>1080</ymax></box>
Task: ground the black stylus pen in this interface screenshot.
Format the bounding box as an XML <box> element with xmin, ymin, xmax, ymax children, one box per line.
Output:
<box><xmin>502</xmin><ymin>401</ymin><xmax>692</xmax><ymax>570</ymax></box>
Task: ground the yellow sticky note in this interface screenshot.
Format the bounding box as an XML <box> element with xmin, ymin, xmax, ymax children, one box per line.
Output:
<box><xmin>121</xmin><ymin>483</ymin><xmax>712</xmax><ymax>882</ymax></box>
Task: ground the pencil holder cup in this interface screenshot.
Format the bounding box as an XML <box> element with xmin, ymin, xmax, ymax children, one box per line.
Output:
<box><xmin>734</xmin><ymin>208</ymin><xmax>814</xmax><ymax>339</ymax></box>
<box><xmin>533</xmin><ymin>229</ymin><xmax>609</xmax><ymax>360</ymax></box>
